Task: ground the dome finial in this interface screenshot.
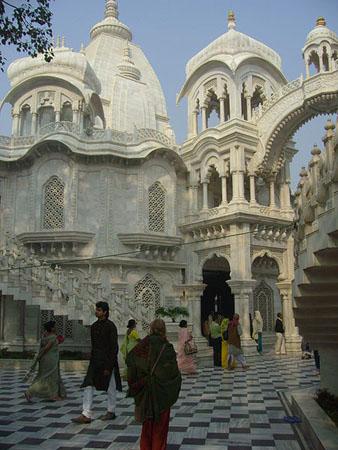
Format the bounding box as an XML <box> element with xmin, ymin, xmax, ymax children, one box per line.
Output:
<box><xmin>316</xmin><ymin>16</ymin><xmax>326</xmax><ymax>27</ymax></box>
<box><xmin>105</xmin><ymin>0</ymin><xmax>118</xmax><ymax>19</ymax></box>
<box><xmin>228</xmin><ymin>10</ymin><xmax>236</xmax><ymax>30</ymax></box>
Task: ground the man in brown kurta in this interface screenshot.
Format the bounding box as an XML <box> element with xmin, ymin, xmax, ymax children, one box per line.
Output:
<box><xmin>72</xmin><ymin>301</ymin><xmax>122</xmax><ymax>424</ymax></box>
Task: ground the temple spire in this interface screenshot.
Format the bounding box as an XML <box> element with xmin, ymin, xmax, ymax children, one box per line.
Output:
<box><xmin>227</xmin><ymin>10</ymin><xmax>236</xmax><ymax>30</ymax></box>
<box><xmin>105</xmin><ymin>0</ymin><xmax>118</xmax><ymax>19</ymax></box>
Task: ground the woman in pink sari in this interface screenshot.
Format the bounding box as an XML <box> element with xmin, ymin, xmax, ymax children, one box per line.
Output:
<box><xmin>177</xmin><ymin>320</ymin><xmax>197</xmax><ymax>375</ymax></box>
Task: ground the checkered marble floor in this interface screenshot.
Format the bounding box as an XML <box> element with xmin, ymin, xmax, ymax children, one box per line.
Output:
<box><xmin>0</xmin><ymin>355</ymin><xmax>319</xmax><ymax>450</ymax></box>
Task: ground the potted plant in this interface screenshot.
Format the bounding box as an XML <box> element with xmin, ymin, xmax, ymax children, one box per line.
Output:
<box><xmin>155</xmin><ymin>306</ymin><xmax>189</xmax><ymax>323</ymax></box>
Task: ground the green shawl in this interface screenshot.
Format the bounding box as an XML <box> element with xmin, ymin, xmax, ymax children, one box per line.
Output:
<box><xmin>126</xmin><ymin>334</ymin><xmax>182</xmax><ymax>423</ymax></box>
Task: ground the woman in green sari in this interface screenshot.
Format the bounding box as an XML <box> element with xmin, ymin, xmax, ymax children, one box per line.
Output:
<box><xmin>24</xmin><ymin>321</ymin><xmax>66</xmax><ymax>402</ymax></box>
<box><xmin>121</xmin><ymin>319</ymin><xmax>140</xmax><ymax>379</ymax></box>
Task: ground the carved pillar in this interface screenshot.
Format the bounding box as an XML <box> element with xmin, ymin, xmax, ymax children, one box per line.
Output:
<box><xmin>12</xmin><ymin>113</ymin><xmax>19</xmax><ymax>137</ymax></box>
<box><xmin>55</xmin><ymin>111</ymin><xmax>61</xmax><ymax>123</ymax></box>
<box><xmin>318</xmin><ymin>51</ymin><xmax>323</xmax><ymax>73</ymax></box>
<box><xmin>249</xmin><ymin>174</ymin><xmax>257</xmax><ymax>204</ymax></box>
<box><xmin>201</xmin><ymin>106</ymin><xmax>208</xmax><ymax>131</ymax></box>
<box><xmin>305</xmin><ymin>60</ymin><xmax>310</xmax><ymax>79</ymax></box>
<box><xmin>246</xmin><ymin>95</ymin><xmax>252</xmax><ymax>121</ymax></box>
<box><xmin>174</xmin><ymin>284</ymin><xmax>206</xmax><ymax>343</ymax></box>
<box><xmin>219</xmin><ymin>97</ymin><xmax>226</xmax><ymax>123</ymax></box>
<box><xmin>201</xmin><ymin>180</ymin><xmax>209</xmax><ymax>210</ymax></box>
<box><xmin>192</xmin><ymin>109</ymin><xmax>199</xmax><ymax>136</ymax></box>
<box><xmin>228</xmin><ymin>280</ymin><xmax>257</xmax><ymax>356</ymax></box>
<box><xmin>276</xmin><ymin>282</ymin><xmax>301</xmax><ymax>353</ymax></box>
<box><xmin>221</xmin><ymin>175</ymin><xmax>228</xmax><ymax>205</ymax></box>
<box><xmin>188</xmin><ymin>183</ymin><xmax>198</xmax><ymax>214</ymax></box>
<box><xmin>269</xmin><ymin>175</ymin><xmax>276</xmax><ymax>208</ymax></box>
<box><xmin>31</xmin><ymin>113</ymin><xmax>38</xmax><ymax>135</ymax></box>
<box><xmin>73</xmin><ymin>109</ymin><xmax>79</xmax><ymax>125</ymax></box>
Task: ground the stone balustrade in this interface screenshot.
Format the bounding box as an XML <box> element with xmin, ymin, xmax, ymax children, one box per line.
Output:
<box><xmin>0</xmin><ymin>122</ymin><xmax>174</xmax><ymax>151</ymax></box>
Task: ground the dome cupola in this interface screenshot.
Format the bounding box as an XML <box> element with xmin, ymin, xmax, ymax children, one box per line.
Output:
<box><xmin>303</xmin><ymin>17</ymin><xmax>338</xmax><ymax>77</ymax></box>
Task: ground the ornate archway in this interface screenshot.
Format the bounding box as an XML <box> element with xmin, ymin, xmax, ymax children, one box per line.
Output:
<box><xmin>201</xmin><ymin>254</ymin><xmax>234</xmax><ymax>333</ymax></box>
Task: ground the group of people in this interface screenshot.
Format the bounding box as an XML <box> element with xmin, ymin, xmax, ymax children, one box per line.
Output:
<box><xmin>203</xmin><ymin>313</ymin><xmax>249</xmax><ymax>370</ymax></box>
<box><xmin>24</xmin><ymin>302</ymin><xmax>184</xmax><ymax>449</ymax></box>
<box><xmin>22</xmin><ymin>302</ymin><xmax>296</xmax><ymax>450</ymax></box>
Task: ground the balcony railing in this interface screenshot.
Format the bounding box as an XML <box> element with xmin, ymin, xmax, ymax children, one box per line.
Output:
<box><xmin>0</xmin><ymin>121</ymin><xmax>174</xmax><ymax>150</ymax></box>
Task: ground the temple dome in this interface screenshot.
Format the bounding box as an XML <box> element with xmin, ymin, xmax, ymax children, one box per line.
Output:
<box><xmin>84</xmin><ymin>0</ymin><xmax>171</xmax><ymax>135</ymax></box>
<box><xmin>7</xmin><ymin>43</ymin><xmax>101</xmax><ymax>95</ymax></box>
<box><xmin>185</xmin><ymin>12</ymin><xmax>283</xmax><ymax>79</ymax></box>
<box><xmin>305</xmin><ymin>17</ymin><xmax>338</xmax><ymax>46</ymax></box>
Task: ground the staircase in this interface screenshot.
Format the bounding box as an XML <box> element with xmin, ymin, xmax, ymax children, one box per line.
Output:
<box><xmin>293</xmin><ymin>118</ymin><xmax>338</xmax><ymax>395</ymax></box>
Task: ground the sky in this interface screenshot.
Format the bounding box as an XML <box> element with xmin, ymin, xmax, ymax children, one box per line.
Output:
<box><xmin>0</xmin><ymin>0</ymin><xmax>337</xmax><ymax>189</ymax></box>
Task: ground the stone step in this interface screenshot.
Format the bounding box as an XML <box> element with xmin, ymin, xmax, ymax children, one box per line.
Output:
<box><xmin>304</xmin><ymin>265</ymin><xmax>338</xmax><ymax>282</ymax></box>
<box><xmin>298</xmin><ymin>282</ymin><xmax>338</xmax><ymax>295</ymax></box>
<box><xmin>314</xmin><ymin>247</ymin><xmax>338</xmax><ymax>266</ymax></box>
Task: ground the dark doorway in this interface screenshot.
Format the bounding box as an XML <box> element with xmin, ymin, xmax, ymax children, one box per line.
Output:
<box><xmin>201</xmin><ymin>255</ymin><xmax>234</xmax><ymax>333</ymax></box>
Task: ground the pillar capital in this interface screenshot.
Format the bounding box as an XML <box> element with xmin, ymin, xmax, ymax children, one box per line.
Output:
<box><xmin>173</xmin><ymin>284</ymin><xmax>206</xmax><ymax>301</ymax></box>
<box><xmin>227</xmin><ymin>279</ymin><xmax>256</xmax><ymax>296</ymax></box>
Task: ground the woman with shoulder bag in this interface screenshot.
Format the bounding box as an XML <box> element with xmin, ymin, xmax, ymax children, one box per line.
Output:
<box><xmin>177</xmin><ymin>320</ymin><xmax>197</xmax><ymax>375</ymax></box>
<box><xmin>126</xmin><ymin>319</ymin><xmax>182</xmax><ymax>450</ymax></box>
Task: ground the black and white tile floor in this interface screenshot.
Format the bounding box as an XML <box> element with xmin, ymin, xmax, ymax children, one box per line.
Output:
<box><xmin>0</xmin><ymin>355</ymin><xmax>319</xmax><ymax>450</ymax></box>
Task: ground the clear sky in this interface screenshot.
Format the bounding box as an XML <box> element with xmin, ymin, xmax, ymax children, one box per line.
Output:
<box><xmin>0</xmin><ymin>0</ymin><xmax>337</xmax><ymax>188</ymax></box>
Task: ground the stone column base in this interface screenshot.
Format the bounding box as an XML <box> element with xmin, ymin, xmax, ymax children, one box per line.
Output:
<box><xmin>195</xmin><ymin>337</ymin><xmax>213</xmax><ymax>368</ymax></box>
<box><xmin>285</xmin><ymin>335</ymin><xmax>302</xmax><ymax>353</ymax></box>
<box><xmin>241</xmin><ymin>337</ymin><xmax>259</xmax><ymax>357</ymax></box>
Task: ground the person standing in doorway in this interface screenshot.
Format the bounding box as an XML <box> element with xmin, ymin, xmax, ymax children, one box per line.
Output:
<box><xmin>252</xmin><ymin>310</ymin><xmax>263</xmax><ymax>354</ymax></box>
<box><xmin>72</xmin><ymin>301</ymin><xmax>122</xmax><ymax>424</ymax></box>
<box><xmin>274</xmin><ymin>312</ymin><xmax>286</xmax><ymax>355</ymax></box>
<box><xmin>210</xmin><ymin>314</ymin><xmax>222</xmax><ymax>367</ymax></box>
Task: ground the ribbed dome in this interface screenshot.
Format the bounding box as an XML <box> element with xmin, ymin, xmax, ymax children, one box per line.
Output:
<box><xmin>85</xmin><ymin>0</ymin><xmax>170</xmax><ymax>135</ymax></box>
<box><xmin>7</xmin><ymin>43</ymin><xmax>101</xmax><ymax>94</ymax></box>
<box><xmin>185</xmin><ymin>12</ymin><xmax>282</xmax><ymax>78</ymax></box>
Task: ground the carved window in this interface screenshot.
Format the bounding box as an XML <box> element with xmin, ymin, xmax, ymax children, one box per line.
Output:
<box><xmin>42</xmin><ymin>176</ymin><xmax>65</xmax><ymax>230</ymax></box>
<box><xmin>148</xmin><ymin>181</ymin><xmax>166</xmax><ymax>232</ymax></box>
<box><xmin>134</xmin><ymin>274</ymin><xmax>161</xmax><ymax>330</ymax></box>
<box><xmin>60</xmin><ymin>102</ymin><xmax>73</xmax><ymax>122</ymax></box>
<box><xmin>40</xmin><ymin>310</ymin><xmax>73</xmax><ymax>338</ymax></box>
<box><xmin>20</xmin><ymin>105</ymin><xmax>32</xmax><ymax>136</ymax></box>
<box><xmin>253</xmin><ymin>281</ymin><xmax>274</xmax><ymax>332</ymax></box>
<box><xmin>39</xmin><ymin>106</ymin><xmax>55</xmax><ymax>129</ymax></box>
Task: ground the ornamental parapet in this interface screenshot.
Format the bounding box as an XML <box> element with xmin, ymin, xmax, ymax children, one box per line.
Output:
<box><xmin>0</xmin><ymin>122</ymin><xmax>174</xmax><ymax>152</ymax></box>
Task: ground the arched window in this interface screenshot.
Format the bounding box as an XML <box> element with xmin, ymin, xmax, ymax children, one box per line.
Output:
<box><xmin>39</xmin><ymin>106</ymin><xmax>55</xmax><ymax>129</ymax></box>
<box><xmin>251</xmin><ymin>85</ymin><xmax>265</xmax><ymax>111</ymax></box>
<box><xmin>208</xmin><ymin>167</ymin><xmax>222</xmax><ymax>207</ymax></box>
<box><xmin>60</xmin><ymin>102</ymin><xmax>73</xmax><ymax>122</ymax></box>
<box><xmin>20</xmin><ymin>105</ymin><xmax>32</xmax><ymax>136</ymax></box>
<box><xmin>134</xmin><ymin>274</ymin><xmax>161</xmax><ymax>330</ymax></box>
<box><xmin>241</xmin><ymin>83</ymin><xmax>248</xmax><ymax>120</ymax></box>
<box><xmin>42</xmin><ymin>176</ymin><xmax>65</xmax><ymax>230</ymax></box>
<box><xmin>148</xmin><ymin>181</ymin><xmax>166</xmax><ymax>232</ymax></box>
<box><xmin>308</xmin><ymin>50</ymin><xmax>320</xmax><ymax>75</ymax></box>
<box><xmin>253</xmin><ymin>281</ymin><xmax>274</xmax><ymax>332</ymax></box>
<box><xmin>206</xmin><ymin>90</ymin><xmax>220</xmax><ymax>128</ymax></box>
<box><xmin>322</xmin><ymin>47</ymin><xmax>329</xmax><ymax>71</ymax></box>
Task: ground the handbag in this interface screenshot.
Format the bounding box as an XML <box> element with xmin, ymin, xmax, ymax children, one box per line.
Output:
<box><xmin>184</xmin><ymin>339</ymin><xmax>198</xmax><ymax>355</ymax></box>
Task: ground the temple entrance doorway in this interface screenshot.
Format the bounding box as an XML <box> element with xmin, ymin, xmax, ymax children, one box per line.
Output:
<box><xmin>201</xmin><ymin>255</ymin><xmax>234</xmax><ymax>333</ymax></box>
